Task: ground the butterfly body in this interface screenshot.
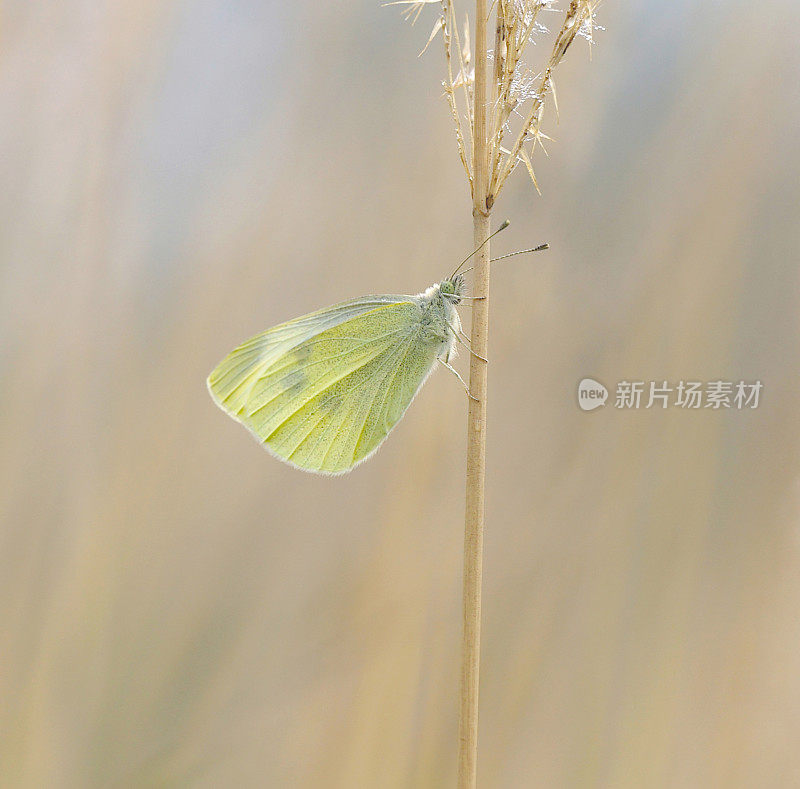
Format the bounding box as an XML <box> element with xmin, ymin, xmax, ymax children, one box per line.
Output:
<box><xmin>208</xmin><ymin>276</ymin><xmax>465</xmax><ymax>475</ymax></box>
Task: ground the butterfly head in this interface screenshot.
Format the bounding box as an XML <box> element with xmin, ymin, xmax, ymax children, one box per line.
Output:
<box><xmin>439</xmin><ymin>274</ymin><xmax>465</xmax><ymax>305</ymax></box>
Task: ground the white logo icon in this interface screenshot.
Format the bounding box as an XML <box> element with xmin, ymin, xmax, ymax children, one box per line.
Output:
<box><xmin>578</xmin><ymin>378</ymin><xmax>608</xmax><ymax>411</ymax></box>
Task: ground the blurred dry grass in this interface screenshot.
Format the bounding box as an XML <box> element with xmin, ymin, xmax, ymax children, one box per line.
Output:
<box><xmin>1</xmin><ymin>1</ymin><xmax>799</xmax><ymax>786</ymax></box>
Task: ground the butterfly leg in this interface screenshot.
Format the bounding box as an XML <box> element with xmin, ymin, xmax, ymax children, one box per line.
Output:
<box><xmin>439</xmin><ymin>359</ymin><xmax>479</xmax><ymax>402</ymax></box>
<box><xmin>446</xmin><ymin>320</ymin><xmax>489</xmax><ymax>363</ymax></box>
<box><xmin>451</xmin><ymin>296</ymin><xmax>486</xmax><ymax>308</ymax></box>
<box><xmin>458</xmin><ymin>332</ymin><xmax>488</xmax><ymax>363</ymax></box>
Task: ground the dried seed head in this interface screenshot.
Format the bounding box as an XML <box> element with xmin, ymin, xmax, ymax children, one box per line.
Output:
<box><xmin>389</xmin><ymin>0</ymin><xmax>602</xmax><ymax>200</ymax></box>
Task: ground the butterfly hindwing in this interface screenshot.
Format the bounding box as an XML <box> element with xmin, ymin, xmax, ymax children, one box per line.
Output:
<box><xmin>208</xmin><ymin>297</ymin><xmax>441</xmax><ymax>474</ymax></box>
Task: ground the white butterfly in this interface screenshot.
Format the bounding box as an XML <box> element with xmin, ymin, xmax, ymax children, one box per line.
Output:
<box><xmin>208</xmin><ymin>273</ymin><xmax>472</xmax><ymax>475</ymax></box>
<box><xmin>207</xmin><ymin>222</ymin><xmax>545</xmax><ymax>474</ymax></box>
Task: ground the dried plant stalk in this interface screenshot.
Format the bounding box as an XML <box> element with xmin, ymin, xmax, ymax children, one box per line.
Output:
<box><xmin>389</xmin><ymin>1</ymin><xmax>601</xmax><ymax>784</ymax></box>
<box><xmin>459</xmin><ymin>0</ymin><xmax>490</xmax><ymax>783</ymax></box>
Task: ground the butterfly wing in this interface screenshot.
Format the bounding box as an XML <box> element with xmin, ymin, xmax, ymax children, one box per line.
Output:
<box><xmin>208</xmin><ymin>296</ymin><xmax>440</xmax><ymax>474</ymax></box>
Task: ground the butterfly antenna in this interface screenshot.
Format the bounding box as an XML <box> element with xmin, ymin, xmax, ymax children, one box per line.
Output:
<box><xmin>450</xmin><ymin>219</ymin><xmax>511</xmax><ymax>279</ymax></box>
<box><xmin>460</xmin><ymin>243</ymin><xmax>549</xmax><ymax>275</ymax></box>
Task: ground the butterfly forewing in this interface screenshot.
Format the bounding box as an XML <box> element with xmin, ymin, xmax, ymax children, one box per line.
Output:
<box><xmin>208</xmin><ymin>296</ymin><xmax>443</xmax><ymax>474</ymax></box>
<box><xmin>208</xmin><ymin>296</ymin><xmax>408</xmax><ymax>418</ymax></box>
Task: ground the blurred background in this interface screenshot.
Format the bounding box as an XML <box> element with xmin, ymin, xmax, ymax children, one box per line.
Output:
<box><xmin>1</xmin><ymin>1</ymin><xmax>799</xmax><ymax>786</ymax></box>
